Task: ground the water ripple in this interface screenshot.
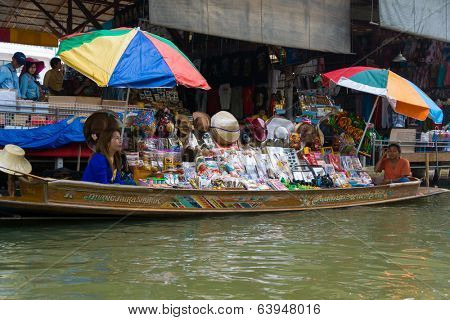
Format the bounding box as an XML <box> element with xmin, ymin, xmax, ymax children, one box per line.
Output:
<box><xmin>0</xmin><ymin>193</ymin><xmax>448</xmax><ymax>299</ymax></box>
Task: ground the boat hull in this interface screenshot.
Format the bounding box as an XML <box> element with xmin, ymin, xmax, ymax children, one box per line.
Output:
<box><xmin>0</xmin><ymin>178</ymin><xmax>446</xmax><ymax>218</ymax></box>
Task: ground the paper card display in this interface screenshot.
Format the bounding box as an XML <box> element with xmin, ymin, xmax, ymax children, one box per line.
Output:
<box><xmin>312</xmin><ymin>167</ymin><xmax>326</xmax><ymax>177</ymax></box>
<box><xmin>323</xmin><ymin>164</ymin><xmax>336</xmax><ymax>176</ymax></box>
<box><xmin>327</xmin><ymin>153</ymin><xmax>343</xmax><ymax>171</ymax></box>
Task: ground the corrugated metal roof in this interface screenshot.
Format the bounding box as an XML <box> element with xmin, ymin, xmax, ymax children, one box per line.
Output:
<box><xmin>0</xmin><ymin>0</ymin><xmax>135</xmax><ymax>37</ymax></box>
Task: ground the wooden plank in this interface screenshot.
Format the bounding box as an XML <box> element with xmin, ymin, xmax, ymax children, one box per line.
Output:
<box><xmin>30</xmin><ymin>0</ymin><xmax>67</xmax><ymax>34</ymax></box>
<box><xmin>73</xmin><ymin>0</ymin><xmax>103</xmax><ymax>30</ymax></box>
<box><xmin>402</xmin><ymin>152</ymin><xmax>450</xmax><ymax>162</ymax></box>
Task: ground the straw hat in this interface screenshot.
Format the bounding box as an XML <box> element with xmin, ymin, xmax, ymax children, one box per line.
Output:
<box><xmin>193</xmin><ymin>112</ymin><xmax>211</xmax><ymax>133</ymax></box>
<box><xmin>0</xmin><ymin>144</ymin><xmax>32</xmax><ymax>176</ymax></box>
<box><xmin>295</xmin><ymin>122</ymin><xmax>324</xmax><ymax>145</ymax></box>
<box><xmin>210</xmin><ymin>111</ymin><xmax>240</xmax><ymax>146</ymax></box>
<box><xmin>176</xmin><ymin>114</ymin><xmax>192</xmax><ymax>137</ymax></box>
<box><xmin>83</xmin><ymin>110</ymin><xmax>122</xmax><ymax>150</ymax></box>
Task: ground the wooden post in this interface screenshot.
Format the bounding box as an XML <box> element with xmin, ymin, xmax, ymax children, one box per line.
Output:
<box><xmin>76</xmin><ymin>143</ymin><xmax>82</xmax><ymax>172</ymax></box>
<box><xmin>7</xmin><ymin>174</ymin><xmax>15</xmax><ymax>197</ymax></box>
<box><xmin>425</xmin><ymin>153</ymin><xmax>430</xmax><ymax>188</ymax></box>
<box><xmin>357</xmin><ymin>96</ymin><xmax>379</xmax><ymax>154</ymax></box>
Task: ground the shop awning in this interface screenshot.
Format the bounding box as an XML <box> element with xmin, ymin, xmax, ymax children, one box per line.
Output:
<box><xmin>148</xmin><ymin>0</ymin><xmax>351</xmax><ymax>54</ymax></box>
<box><xmin>379</xmin><ymin>0</ymin><xmax>449</xmax><ymax>43</ymax></box>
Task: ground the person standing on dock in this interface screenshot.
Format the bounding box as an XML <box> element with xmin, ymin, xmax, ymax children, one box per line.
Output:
<box><xmin>43</xmin><ymin>57</ymin><xmax>64</xmax><ymax>96</ymax></box>
<box><xmin>0</xmin><ymin>52</ymin><xmax>26</xmax><ymax>98</ymax></box>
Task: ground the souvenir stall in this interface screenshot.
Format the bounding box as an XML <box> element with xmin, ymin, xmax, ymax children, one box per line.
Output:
<box><xmin>120</xmin><ymin>108</ymin><xmax>376</xmax><ymax>191</ymax></box>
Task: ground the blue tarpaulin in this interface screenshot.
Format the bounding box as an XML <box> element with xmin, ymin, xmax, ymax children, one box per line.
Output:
<box><xmin>0</xmin><ymin>117</ymin><xmax>85</xmax><ymax>149</ymax></box>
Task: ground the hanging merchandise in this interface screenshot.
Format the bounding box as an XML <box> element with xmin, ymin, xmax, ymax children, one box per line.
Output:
<box><xmin>297</xmin><ymin>93</ymin><xmax>340</xmax><ymax>124</ymax></box>
<box><xmin>254</xmin><ymin>47</ymin><xmax>270</xmax><ymax>85</ymax></box>
<box><xmin>218</xmin><ymin>83</ymin><xmax>231</xmax><ymax>110</ymax></box>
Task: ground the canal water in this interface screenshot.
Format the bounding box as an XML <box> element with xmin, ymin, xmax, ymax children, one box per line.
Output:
<box><xmin>0</xmin><ymin>193</ymin><xmax>448</xmax><ymax>299</ymax></box>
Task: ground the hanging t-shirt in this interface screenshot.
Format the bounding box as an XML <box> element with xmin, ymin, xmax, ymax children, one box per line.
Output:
<box><xmin>230</xmin><ymin>54</ymin><xmax>242</xmax><ymax>86</ymax></box>
<box><xmin>254</xmin><ymin>47</ymin><xmax>269</xmax><ymax>85</ymax></box>
<box><xmin>219</xmin><ymin>55</ymin><xmax>231</xmax><ymax>84</ymax></box>
<box><xmin>230</xmin><ymin>86</ymin><xmax>243</xmax><ymax>120</ymax></box>
<box><xmin>445</xmin><ymin>62</ymin><xmax>450</xmax><ymax>86</ymax></box>
<box><xmin>254</xmin><ymin>86</ymin><xmax>268</xmax><ymax>113</ymax></box>
<box><xmin>207</xmin><ymin>88</ymin><xmax>221</xmax><ymax>115</ymax></box>
<box><xmin>242</xmin><ymin>85</ymin><xmax>255</xmax><ymax>118</ymax></box>
<box><xmin>207</xmin><ymin>58</ymin><xmax>221</xmax><ymax>88</ymax></box>
<box><xmin>392</xmin><ymin>111</ymin><xmax>406</xmax><ymax>128</ymax></box>
<box><xmin>219</xmin><ymin>83</ymin><xmax>231</xmax><ymax>110</ymax></box>
<box><xmin>241</xmin><ymin>53</ymin><xmax>254</xmax><ymax>86</ymax></box>
<box><xmin>270</xmin><ymin>69</ymin><xmax>281</xmax><ymax>94</ymax></box>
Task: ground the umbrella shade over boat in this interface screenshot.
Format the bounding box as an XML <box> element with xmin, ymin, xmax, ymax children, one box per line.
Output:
<box><xmin>321</xmin><ymin>66</ymin><xmax>443</xmax><ymax>124</ymax></box>
<box><xmin>57</xmin><ymin>28</ymin><xmax>210</xmax><ymax>90</ymax></box>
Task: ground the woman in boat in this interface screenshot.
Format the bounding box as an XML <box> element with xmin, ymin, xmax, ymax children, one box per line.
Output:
<box><xmin>19</xmin><ymin>61</ymin><xmax>41</xmax><ymax>101</ymax></box>
<box><xmin>375</xmin><ymin>143</ymin><xmax>411</xmax><ymax>184</ymax></box>
<box><xmin>82</xmin><ymin>129</ymin><xmax>124</xmax><ymax>184</ymax></box>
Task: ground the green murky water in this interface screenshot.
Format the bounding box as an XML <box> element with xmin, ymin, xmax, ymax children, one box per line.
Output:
<box><xmin>0</xmin><ymin>193</ymin><xmax>448</xmax><ymax>299</ymax></box>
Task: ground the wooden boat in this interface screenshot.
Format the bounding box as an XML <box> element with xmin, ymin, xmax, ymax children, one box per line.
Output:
<box><xmin>0</xmin><ymin>176</ymin><xmax>447</xmax><ymax>219</ymax></box>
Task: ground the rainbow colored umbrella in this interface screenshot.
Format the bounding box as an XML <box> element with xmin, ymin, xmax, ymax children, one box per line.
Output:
<box><xmin>57</xmin><ymin>28</ymin><xmax>210</xmax><ymax>90</ymax></box>
<box><xmin>322</xmin><ymin>66</ymin><xmax>442</xmax><ymax>124</ymax></box>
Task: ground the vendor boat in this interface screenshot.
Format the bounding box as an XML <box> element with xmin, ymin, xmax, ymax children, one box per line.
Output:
<box><xmin>0</xmin><ymin>176</ymin><xmax>446</xmax><ymax>219</ymax></box>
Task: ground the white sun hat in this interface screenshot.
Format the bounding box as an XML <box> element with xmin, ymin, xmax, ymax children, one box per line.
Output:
<box><xmin>0</xmin><ymin>144</ymin><xmax>32</xmax><ymax>176</ymax></box>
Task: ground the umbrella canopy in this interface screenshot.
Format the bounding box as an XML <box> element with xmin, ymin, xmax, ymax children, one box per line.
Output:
<box><xmin>57</xmin><ymin>28</ymin><xmax>210</xmax><ymax>90</ymax></box>
<box><xmin>322</xmin><ymin>66</ymin><xmax>443</xmax><ymax>124</ymax></box>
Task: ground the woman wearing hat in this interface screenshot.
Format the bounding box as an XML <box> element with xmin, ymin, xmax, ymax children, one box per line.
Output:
<box><xmin>19</xmin><ymin>58</ymin><xmax>45</xmax><ymax>101</ymax></box>
<box><xmin>82</xmin><ymin>129</ymin><xmax>124</xmax><ymax>184</ymax></box>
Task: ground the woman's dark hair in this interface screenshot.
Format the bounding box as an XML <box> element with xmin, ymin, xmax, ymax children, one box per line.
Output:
<box><xmin>388</xmin><ymin>143</ymin><xmax>401</xmax><ymax>154</ymax></box>
<box><xmin>22</xmin><ymin>62</ymin><xmax>37</xmax><ymax>79</ymax></box>
<box><xmin>50</xmin><ymin>57</ymin><xmax>61</xmax><ymax>68</ymax></box>
<box><xmin>96</xmin><ymin>129</ymin><xmax>122</xmax><ymax>175</ymax></box>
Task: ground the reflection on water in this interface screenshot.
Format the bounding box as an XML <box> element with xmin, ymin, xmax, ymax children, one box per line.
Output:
<box><xmin>0</xmin><ymin>194</ymin><xmax>448</xmax><ymax>299</ymax></box>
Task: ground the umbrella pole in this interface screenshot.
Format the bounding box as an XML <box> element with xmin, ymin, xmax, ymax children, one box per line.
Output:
<box><xmin>357</xmin><ymin>96</ymin><xmax>380</xmax><ymax>154</ymax></box>
<box><xmin>121</xmin><ymin>88</ymin><xmax>131</xmax><ymax>141</ymax></box>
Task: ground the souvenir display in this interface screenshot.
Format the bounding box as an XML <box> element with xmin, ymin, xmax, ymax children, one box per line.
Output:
<box><xmin>118</xmin><ymin>107</ymin><xmax>374</xmax><ymax>192</ymax></box>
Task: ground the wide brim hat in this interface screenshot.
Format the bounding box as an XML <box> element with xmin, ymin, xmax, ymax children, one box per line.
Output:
<box><xmin>245</xmin><ymin>117</ymin><xmax>267</xmax><ymax>142</ymax></box>
<box><xmin>20</xmin><ymin>57</ymin><xmax>45</xmax><ymax>76</ymax></box>
<box><xmin>0</xmin><ymin>144</ymin><xmax>32</xmax><ymax>176</ymax></box>
<box><xmin>210</xmin><ymin>111</ymin><xmax>240</xmax><ymax>146</ymax></box>
<box><xmin>295</xmin><ymin>122</ymin><xmax>325</xmax><ymax>146</ymax></box>
<box><xmin>176</xmin><ymin>114</ymin><xmax>192</xmax><ymax>137</ymax></box>
<box><xmin>83</xmin><ymin>110</ymin><xmax>122</xmax><ymax>150</ymax></box>
<box><xmin>266</xmin><ymin>116</ymin><xmax>294</xmax><ymax>140</ymax></box>
<box><xmin>193</xmin><ymin>112</ymin><xmax>211</xmax><ymax>133</ymax></box>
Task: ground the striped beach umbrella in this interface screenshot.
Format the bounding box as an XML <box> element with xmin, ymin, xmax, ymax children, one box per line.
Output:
<box><xmin>322</xmin><ymin>66</ymin><xmax>442</xmax><ymax>124</ymax></box>
<box><xmin>57</xmin><ymin>28</ymin><xmax>210</xmax><ymax>90</ymax></box>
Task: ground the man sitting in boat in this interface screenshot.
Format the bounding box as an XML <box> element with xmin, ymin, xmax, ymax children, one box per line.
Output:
<box><xmin>82</xmin><ymin>129</ymin><xmax>124</xmax><ymax>184</ymax></box>
<box><xmin>375</xmin><ymin>143</ymin><xmax>411</xmax><ymax>184</ymax></box>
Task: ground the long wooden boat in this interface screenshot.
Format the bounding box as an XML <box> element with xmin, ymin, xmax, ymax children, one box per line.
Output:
<box><xmin>0</xmin><ymin>176</ymin><xmax>447</xmax><ymax>219</ymax></box>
